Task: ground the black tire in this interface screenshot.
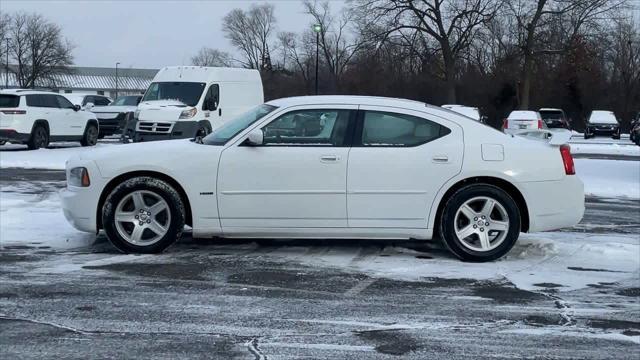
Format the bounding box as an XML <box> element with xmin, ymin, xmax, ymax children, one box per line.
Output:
<box><xmin>439</xmin><ymin>184</ymin><xmax>521</xmax><ymax>262</ymax></box>
<box><xmin>102</xmin><ymin>177</ymin><xmax>185</xmax><ymax>253</ymax></box>
<box><xmin>81</xmin><ymin>122</ymin><xmax>99</xmax><ymax>146</ymax></box>
<box><xmin>27</xmin><ymin>124</ymin><xmax>49</xmax><ymax>150</ymax></box>
<box><xmin>583</xmin><ymin>133</ymin><xmax>590</xmax><ymax>139</ymax></box>
<box><xmin>612</xmin><ymin>134</ymin><xmax>620</xmax><ymax>140</ymax></box>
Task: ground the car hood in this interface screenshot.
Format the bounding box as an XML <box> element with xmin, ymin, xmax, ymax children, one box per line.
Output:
<box><xmin>137</xmin><ymin>100</ymin><xmax>193</xmax><ymax>122</ymax></box>
<box><xmin>77</xmin><ymin>139</ymin><xmax>222</xmax><ymax>178</ymax></box>
<box><xmin>91</xmin><ymin>105</ymin><xmax>138</xmax><ymax>113</ymax></box>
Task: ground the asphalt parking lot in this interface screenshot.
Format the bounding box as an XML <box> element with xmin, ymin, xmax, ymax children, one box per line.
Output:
<box><xmin>0</xmin><ymin>166</ymin><xmax>639</xmax><ymax>359</ymax></box>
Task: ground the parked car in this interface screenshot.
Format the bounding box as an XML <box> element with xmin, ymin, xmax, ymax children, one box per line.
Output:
<box><xmin>441</xmin><ymin>104</ymin><xmax>485</xmax><ymax>122</ymax></box>
<box><xmin>133</xmin><ymin>66</ymin><xmax>264</xmax><ymax>142</ymax></box>
<box><xmin>65</xmin><ymin>94</ymin><xmax>112</xmax><ymax>110</ymax></box>
<box><xmin>0</xmin><ymin>90</ymin><xmax>99</xmax><ymax>149</ymax></box>
<box><xmin>584</xmin><ymin>110</ymin><xmax>620</xmax><ymax>139</ymax></box>
<box><xmin>61</xmin><ymin>96</ymin><xmax>584</xmax><ymax>262</ymax></box>
<box><xmin>538</xmin><ymin>108</ymin><xmax>571</xmax><ymax>129</ymax></box>
<box><xmin>90</xmin><ymin>95</ymin><xmax>142</xmax><ymax>138</ymax></box>
<box><xmin>502</xmin><ymin>110</ymin><xmax>546</xmax><ymax>134</ymax></box>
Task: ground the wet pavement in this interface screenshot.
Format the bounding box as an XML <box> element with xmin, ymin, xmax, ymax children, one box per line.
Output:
<box><xmin>1</xmin><ymin>168</ymin><xmax>639</xmax><ymax>359</ymax></box>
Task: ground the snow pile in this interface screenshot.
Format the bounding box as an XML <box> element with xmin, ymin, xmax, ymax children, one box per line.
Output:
<box><xmin>570</xmin><ymin>142</ymin><xmax>640</xmax><ymax>157</ymax></box>
<box><xmin>575</xmin><ymin>159</ymin><xmax>640</xmax><ymax>199</ymax></box>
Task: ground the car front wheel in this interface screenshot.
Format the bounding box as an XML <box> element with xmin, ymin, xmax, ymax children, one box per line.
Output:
<box><xmin>440</xmin><ymin>184</ymin><xmax>520</xmax><ymax>262</ymax></box>
<box><xmin>102</xmin><ymin>177</ymin><xmax>185</xmax><ymax>253</ymax></box>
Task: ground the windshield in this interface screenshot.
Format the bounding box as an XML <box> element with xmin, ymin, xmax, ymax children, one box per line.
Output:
<box><xmin>141</xmin><ymin>82</ymin><xmax>205</xmax><ymax>106</ymax></box>
<box><xmin>112</xmin><ymin>96</ymin><xmax>140</xmax><ymax>106</ymax></box>
<box><xmin>202</xmin><ymin>104</ymin><xmax>278</xmax><ymax>145</ymax></box>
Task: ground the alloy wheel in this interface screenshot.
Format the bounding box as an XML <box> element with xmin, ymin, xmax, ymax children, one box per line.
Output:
<box><xmin>114</xmin><ymin>190</ymin><xmax>171</xmax><ymax>246</ymax></box>
<box><xmin>454</xmin><ymin>196</ymin><xmax>510</xmax><ymax>252</ymax></box>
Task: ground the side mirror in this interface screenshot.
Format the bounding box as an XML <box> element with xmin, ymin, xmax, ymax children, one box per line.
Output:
<box><xmin>73</xmin><ymin>104</ymin><xmax>81</xmax><ymax>111</ymax></box>
<box><xmin>246</xmin><ymin>129</ymin><xmax>263</xmax><ymax>146</ymax></box>
<box><xmin>85</xmin><ymin>102</ymin><xmax>95</xmax><ymax>110</ymax></box>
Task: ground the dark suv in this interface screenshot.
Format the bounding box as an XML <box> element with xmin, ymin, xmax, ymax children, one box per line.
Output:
<box><xmin>584</xmin><ymin>110</ymin><xmax>620</xmax><ymax>139</ymax></box>
<box><xmin>538</xmin><ymin>108</ymin><xmax>571</xmax><ymax>129</ymax></box>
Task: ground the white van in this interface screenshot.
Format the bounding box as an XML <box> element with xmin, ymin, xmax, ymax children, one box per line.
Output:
<box><xmin>133</xmin><ymin>66</ymin><xmax>263</xmax><ymax>142</ymax></box>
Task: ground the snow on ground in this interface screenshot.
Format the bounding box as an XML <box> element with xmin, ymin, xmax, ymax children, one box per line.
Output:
<box><xmin>575</xmin><ymin>159</ymin><xmax>640</xmax><ymax>199</ymax></box>
<box><xmin>0</xmin><ymin>142</ymin><xmax>121</xmax><ymax>170</ymax></box>
<box><xmin>1</xmin><ymin>181</ymin><xmax>638</xmax><ymax>293</ymax></box>
<box><xmin>286</xmin><ymin>231</ymin><xmax>639</xmax><ymax>292</ymax></box>
<box><xmin>570</xmin><ymin>142</ymin><xmax>639</xmax><ymax>156</ymax></box>
<box><xmin>0</xmin><ymin>182</ymin><xmax>96</xmax><ymax>249</ymax></box>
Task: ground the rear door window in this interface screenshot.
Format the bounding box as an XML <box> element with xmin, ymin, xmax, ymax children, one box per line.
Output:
<box><xmin>359</xmin><ymin>111</ymin><xmax>450</xmax><ymax>147</ymax></box>
<box><xmin>26</xmin><ymin>95</ymin><xmax>57</xmax><ymax>108</ymax></box>
<box><xmin>0</xmin><ymin>95</ymin><xmax>20</xmax><ymax>108</ymax></box>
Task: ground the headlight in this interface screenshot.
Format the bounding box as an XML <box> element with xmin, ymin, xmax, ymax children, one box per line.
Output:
<box><xmin>68</xmin><ymin>167</ymin><xmax>90</xmax><ymax>187</ymax></box>
<box><xmin>133</xmin><ymin>109</ymin><xmax>140</xmax><ymax>120</ymax></box>
<box><xmin>179</xmin><ymin>108</ymin><xmax>197</xmax><ymax>119</ymax></box>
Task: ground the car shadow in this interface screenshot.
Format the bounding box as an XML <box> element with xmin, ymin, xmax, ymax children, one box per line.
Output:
<box><xmin>90</xmin><ymin>230</ymin><xmax>455</xmax><ymax>259</ymax></box>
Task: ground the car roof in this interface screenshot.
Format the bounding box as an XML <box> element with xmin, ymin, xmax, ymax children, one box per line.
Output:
<box><xmin>267</xmin><ymin>95</ymin><xmax>433</xmax><ymax>111</ymax></box>
<box><xmin>0</xmin><ymin>89</ymin><xmax>57</xmax><ymax>96</ymax></box>
<box><xmin>539</xmin><ymin>108</ymin><xmax>563</xmax><ymax>112</ymax></box>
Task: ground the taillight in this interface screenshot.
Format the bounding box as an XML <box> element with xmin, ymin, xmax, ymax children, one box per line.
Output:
<box><xmin>538</xmin><ymin>119</ymin><xmax>543</xmax><ymax>129</ymax></box>
<box><xmin>1</xmin><ymin>110</ymin><xmax>26</xmax><ymax>115</ymax></box>
<box><xmin>502</xmin><ymin>119</ymin><xmax>508</xmax><ymax>129</ymax></box>
<box><xmin>560</xmin><ymin>145</ymin><xmax>575</xmax><ymax>175</ymax></box>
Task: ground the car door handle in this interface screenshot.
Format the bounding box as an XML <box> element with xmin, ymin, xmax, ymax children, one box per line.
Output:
<box><xmin>432</xmin><ymin>155</ymin><xmax>449</xmax><ymax>163</ymax></box>
<box><xmin>320</xmin><ymin>155</ymin><xmax>340</xmax><ymax>162</ymax></box>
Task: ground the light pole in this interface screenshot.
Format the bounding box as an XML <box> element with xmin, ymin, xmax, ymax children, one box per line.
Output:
<box><xmin>4</xmin><ymin>37</ymin><xmax>9</xmax><ymax>89</ymax></box>
<box><xmin>312</xmin><ymin>24</ymin><xmax>321</xmax><ymax>95</ymax></box>
<box><xmin>115</xmin><ymin>62</ymin><xmax>120</xmax><ymax>99</ymax></box>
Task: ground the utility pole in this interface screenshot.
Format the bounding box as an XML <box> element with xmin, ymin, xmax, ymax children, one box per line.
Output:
<box><xmin>115</xmin><ymin>62</ymin><xmax>120</xmax><ymax>99</ymax></box>
<box><xmin>313</xmin><ymin>24</ymin><xmax>321</xmax><ymax>95</ymax></box>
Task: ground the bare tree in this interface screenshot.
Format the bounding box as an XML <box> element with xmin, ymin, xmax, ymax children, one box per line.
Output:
<box><xmin>303</xmin><ymin>0</ymin><xmax>366</xmax><ymax>91</ymax></box>
<box><xmin>223</xmin><ymin>3</ymin><xmax>276</xmax><ymax>71</ymax></box>
<box><xmin>6</xmin><ymin>12</ymin><xmax>73</xmax><ymax>88</ymax></box>
<box><xmin>506</xmin><ymin>0</ymin><xmax>625</xmax><ymax>109</ymax></box>
<box><xmin>356</xmin><ymin>0</ymin><xmax>502</xmax><ymax>102</ymax></box>
<box><xmin>191</xmin><ymin>47</ymin><xmax>233</xmax><ymax>67</ymax></box>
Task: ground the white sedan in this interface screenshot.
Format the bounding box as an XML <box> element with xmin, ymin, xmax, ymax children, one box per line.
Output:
<box><xmin>61</xmin><ymin>96</ymin><xmax>584</xmax><ymax>262</ymax></box>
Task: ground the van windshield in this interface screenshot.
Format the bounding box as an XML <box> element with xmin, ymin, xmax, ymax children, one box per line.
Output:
<box><xmin>142</xmin><ymin>82</ymin><xmax>205</xmax><ymax>106</ymax></box>
<box><xmin>203</xmin><ymin>104</ymin><xmax>278</xmax><ymax>145</ymax></box>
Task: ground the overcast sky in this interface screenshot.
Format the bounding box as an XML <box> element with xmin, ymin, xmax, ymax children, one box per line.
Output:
<box><xmin>1</xmin><ymin>0</ymin><xmax>345</xmax><ymax>69</ymax></box>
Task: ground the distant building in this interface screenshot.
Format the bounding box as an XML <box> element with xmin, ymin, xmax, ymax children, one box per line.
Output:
<box><xmin>0</xmin><ymin>65</ymin><xmax>158</xmax><ymax>99</ymax></box>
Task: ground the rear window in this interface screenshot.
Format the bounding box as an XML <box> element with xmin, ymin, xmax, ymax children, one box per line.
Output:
<box><xmin>539</xmin><ymin>111</ymin><xmax>563</xmax><ymax>120</ymax></box>
<box><xmin>0</xmin><ymin>95</ymin><xmax>20</xmax><ymax>108</ymax></box>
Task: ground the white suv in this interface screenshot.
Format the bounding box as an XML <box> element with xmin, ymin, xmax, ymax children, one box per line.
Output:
<box><xmin>0</xmin><ymin>90</ymin><xmax>100</xmax><ymax>149</ymax></box>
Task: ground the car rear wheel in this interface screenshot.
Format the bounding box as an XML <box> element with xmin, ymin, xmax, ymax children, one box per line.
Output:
<box><xmin>102</xmin><ymin>177</ymin><xmax>185</xmax><ymax>253</ymax></box>
<box><xmin>440</xmin><ymin>184</ymin><xmax>520</xmax><ymax>262</ymax></box>
<box><xmin>27</xmin><ymin>125</ymin><xmax>49</xmax><ymax>150</ymax></box>
<box><xmin>81</xmin><ymin>123</ymin><xmax>99</xmax><ymax>146</ymax></box>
